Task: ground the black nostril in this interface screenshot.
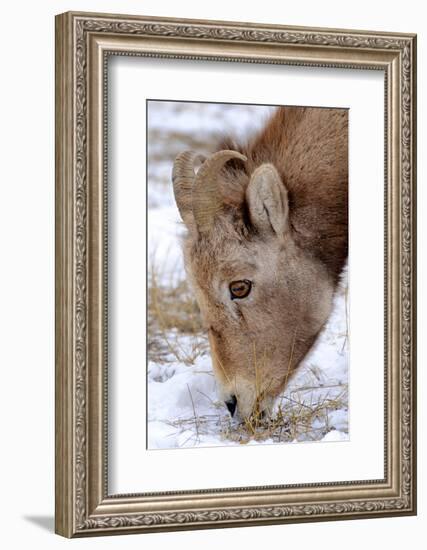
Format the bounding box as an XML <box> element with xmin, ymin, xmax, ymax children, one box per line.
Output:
<box><xmin>225</xmin><ymin>395</ymin><xmax>237</xmax><ymax>417</ymax></box>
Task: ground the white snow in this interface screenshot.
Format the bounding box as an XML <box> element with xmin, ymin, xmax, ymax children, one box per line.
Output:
<box><xmin>148</xmin><ymin>100</ymin><xmax>275</xmax><ymax>138</ymax></box>
<box><xmin>147</xmin><ymin>101</ymin><xmax>349</xmax><ymax>449</ymax></box>
<box><xmin>321</xmin><ymin>429</ymin><xmax>349</xmax><ymax>443</ymax></box>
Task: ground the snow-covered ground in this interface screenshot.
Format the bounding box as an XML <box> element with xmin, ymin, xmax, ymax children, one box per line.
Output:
<box><xmin>147</xmin><ymin>101</ymin><xmax>349</xmax><ymax>449</ymax></box>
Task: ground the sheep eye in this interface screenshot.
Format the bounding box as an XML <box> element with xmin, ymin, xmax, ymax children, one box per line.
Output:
<box><xmin>229</xmin><ymin>280</ymin><xmax>252</xmax><ymax>300</ymax></box>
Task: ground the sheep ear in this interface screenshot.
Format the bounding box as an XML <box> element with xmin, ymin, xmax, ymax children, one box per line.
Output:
<box><xmin>246</xmin><ymin>164</ymin><xmax>289</xmax><ymax>237</ymax></box>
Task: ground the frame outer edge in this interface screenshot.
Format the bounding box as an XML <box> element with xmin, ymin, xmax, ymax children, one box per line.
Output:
<box><xmin>409</xmin><ymin>34</ymin><xmax>417</xmax><ymax>514</ymax></box>
<box><xmin>61</xmin><ymin>10</ymin><xmax>416</xmax><ymax>40</ymax></box>
<box><xmin>55</xmin><ymin>12</ymin><xmax>75</xmax><ymax>538</ymax></box>
<box><xmin>54</xmin><ymin>10</ymin><xmax>417</xmax><ymax>537</ymax></box>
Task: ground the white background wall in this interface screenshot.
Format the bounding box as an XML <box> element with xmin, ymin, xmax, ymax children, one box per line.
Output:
<box><xmin>0</xmin><ymin>1</ymin><xmax>424</xmax><ymax>548</ymax></box>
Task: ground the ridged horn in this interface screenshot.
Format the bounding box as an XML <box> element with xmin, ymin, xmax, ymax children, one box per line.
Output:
<box><xmin>192</xmin><ymin>150</ymin><xmax>247</xmax><ymax>234</ymax></box>
<box><xmin>172</xmin><ymin>150</ymin><xmax>206</xmax><ymax>225</ymax></box>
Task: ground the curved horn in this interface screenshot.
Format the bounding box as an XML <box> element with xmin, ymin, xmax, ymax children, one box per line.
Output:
<box><xmin>172</xmin><ymin>150</ymin><xmax>205</xmax><ymax>225</ymax></box>
<box><xmin>192</xmin><ymin>150</ymin><xmax>247</xmax><ymax>234</ymax></box>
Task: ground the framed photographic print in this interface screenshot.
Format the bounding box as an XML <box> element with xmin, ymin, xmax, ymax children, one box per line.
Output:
<box><xmin>55</xmin><ymin>11</ymin><xmax>417</xmax><ymax>537</ymax></box>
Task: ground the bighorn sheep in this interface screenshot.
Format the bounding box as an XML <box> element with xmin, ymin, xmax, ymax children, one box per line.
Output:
<box><xmin>172</xmin><ymin>106</ymin><xmax>348</xmax><ymax>419</ymax></box>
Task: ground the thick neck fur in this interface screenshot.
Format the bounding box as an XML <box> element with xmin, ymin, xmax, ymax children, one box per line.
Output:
<box><xmin>217</xmin><ymin>106</ymin><xmax>348</xmax><ymax>284</ymax></box>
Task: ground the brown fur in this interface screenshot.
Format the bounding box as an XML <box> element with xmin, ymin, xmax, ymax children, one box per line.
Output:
<box><xmin>218</xmin><ymin>107</ymin><xmax>348</xmax><ymax>284</ymax></box>
<box><xmin>176</xmin><ymin>106</ymin><xmax>348</xmax><ymax>419</ymax></box>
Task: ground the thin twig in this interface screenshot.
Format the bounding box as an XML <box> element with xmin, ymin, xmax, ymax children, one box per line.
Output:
<box><xmin>186</xmin><ymin>384</ymin><xmax>200</xmax><ymax>441</ymax></box>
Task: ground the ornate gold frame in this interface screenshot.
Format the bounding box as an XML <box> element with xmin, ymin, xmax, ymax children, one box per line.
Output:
<box><xmin>55</xmin><ymin>11</ymin><xmax>417</xmax><ymax>537</ymax></box>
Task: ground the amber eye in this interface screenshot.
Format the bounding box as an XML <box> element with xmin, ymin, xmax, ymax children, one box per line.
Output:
<box><xmin>229</xmin><ymin>280</ymin><xmax>252</xmax><ymax>300</ymax></box>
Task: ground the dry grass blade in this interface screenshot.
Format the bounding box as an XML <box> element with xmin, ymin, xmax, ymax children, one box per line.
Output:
<box><xmin>148</xmin><ymin>252</ymin><xmax>207</xmax><ymax>365</ymax></box>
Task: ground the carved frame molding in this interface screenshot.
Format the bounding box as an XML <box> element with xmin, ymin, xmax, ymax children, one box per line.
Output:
<box><xmin>55</xmin><ymin>11</ymin><xmax>416</xmax><ymax>537</ymax></box>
